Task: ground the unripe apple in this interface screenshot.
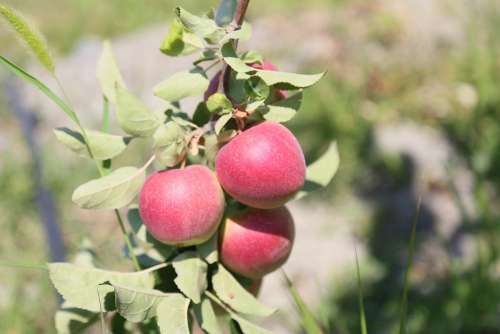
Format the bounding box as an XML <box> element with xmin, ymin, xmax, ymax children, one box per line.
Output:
<box><xmin>215</xmin><ymin>121</ymin><xmax>306</xmax><ymax>209</ymax></box>
<box><xmin>219</xmin><ymin>207</ymin><xmax>295</xmax><ymax>278</ymax></box>
<box><xmin>139</xmin><ymin>165</ymin><xmax>225</xmax><ymax>246</ymax></box>
<box><xmin>204</xmin><ymin>60</ymin><xmax>287</xmax><ymax>101</ymax></box>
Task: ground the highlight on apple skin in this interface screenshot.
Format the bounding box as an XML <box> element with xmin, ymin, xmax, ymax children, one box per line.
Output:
<box><xmin>219</xmin><ymin>206</ymin><xmax>295</xmax><ymax>279</ymax></box>
<box><xmin>139</xmin><ymin>165</ymin><xmax>225</xmax><ymax>246</ymax></box>
<box><xmin>215</xmin><ymin>121</ymin><xmax>306</xmax><ymax>209</ymax></box>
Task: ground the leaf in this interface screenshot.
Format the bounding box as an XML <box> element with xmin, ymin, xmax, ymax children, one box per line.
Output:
<box><xmin>193</xmin><ymin>102</ymin><xmax>211</xmax><ymax>127</ymax></box>
<box><xmin>153</xmin><ymin>122</ymin><xmax>187</xmax><ymax>167</ymax></box>
<box><xmin>241</xmin><ymin>51</ymin><xmax>263</xmax><ymax>65</ymax></box>
<box><xmin>172</xmin><ymin>252</ymin><xmax>208</xmax><ymax>304</ymax></box>
<box><xmin>221</xmin><ymin>43</ymin><xmax>257</xmax><ymax>74</ymax></box>
<box><xmin>212</xmin><ymin>265</ymin><xmax>275</xmax><ymax>317</ymax></box>
<box><xmin>221</xmin><ymin>22</ymin><xmax>252</xmax><ymax>43</ymax></box>
<box><xmin>154</xmin><ymin>69</ymin><xmax>209</xmax><ymax>102</ymax></box>
<box><xmin>175</xmin><ymin>7</ymin><xmax>220</xmax><ymax>39</ymax></box>
<box><xmin>294</xmin><ymin>142</ymin><xmax>340</xmax><ymax>200</ymax></box>
<box><xmin>244</xmin><ymin>77</ymin><xmax>270</xmax><ymax>101</ymax></box>
<box><xmin>256</xmin><ymin>71</ymin><xmax>325</xmax><ymax>89</ymax></box>
<box><xmin>97</xmin><ymin>41</ymin><xmax>125</xmax><ymax>104</ymax></box>
<box><xmin>54</xmin><ymin>128</ymin><xmax>130</xmax><ymax>161</ymax></box>
<box><xmin>0</xmin><ymin>4</ymin><xmax>54</xmax><ymax>73</ymax></box>
<box><xmin>215</xmin><ymin>114</ymin><xmax>233</xmax><ymax>135</ymax></box>
<box><xmin>72</xmin><ymin>166</ymin><xmax>146</xmax><ymax>210</ymax></box>
<box><xmin>116</xmin><ymin>86</ymin><xmax>161</xmax><ymax>137</ymax></box>
<box><xmin>207</xmin><ymin>93</ymin><xmax>233</xmax><ymax>114</ymax></box>
<box><xmin>197</xmin><ymin>233</ymin><xmax>218</xmax><ymax>264</ymax></box>
<box><xmin>215</xmin><ymin>0</ymin><xmax>237</xmax><ymax>26</ymax></box>
<box><xmin>48</xmin><ymin>263</ymin><xmax>156</xmax><ymax>312</ymax></box>
<box><xmin>221</xmin><ymin>43</ymin><xmax>324</xmax><ymax>89</ymax></box>
<box><xmin>160</xmin><ymin>19</ymin><xmax>204</xmax><ymax>57</ymax></box>
<box><xmin>194</xmin><ymin>298</ymin><xmax>222</xmax><ymax>334</ymax></box>
<box><xmin>156</xmin><ymin>294</ymin><xmax>191</xmax><ymax>334</ymax></box>
<box><xmin>55</xmin><ymin>303</ymin><xmax>97</xmax><ymax>334</ymax></box>
<box><xmin>0</xmin><ymin>56</ymin><xmax>79</xmax><ymax>124</ymax></box>
<box><xmin>232</xmin><ymin>315</ymin><xmax>274</xmax><ymax>334</ymax></box>
<box><xmin>113</xmin><ymin>284</ymin><xmax>178</xmax><ymax>323</ymax></box>
<box><xmin>259</xmin><ymin>92</ymin><xmax>302</xmax><ymax>123</ymax></box>
<box><xmin>283</xmin><ymin>273</ymin><xmax>324</xmax><ymax>334</ymax></box>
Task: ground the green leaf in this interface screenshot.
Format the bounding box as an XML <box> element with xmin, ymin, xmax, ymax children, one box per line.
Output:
<box><xmin>221</xmin><ymin>43</ymin><xmax>324</xmax><ymax>89</ymax></box>
<box><xmin>221</xmin><ymin>43</ymin><xmax>257</xmax><ymax>74</ymax></box>
<box><xmin>241</xmin><ymin>51</ymin><xmax>263</xmax><ymax>65</ymax></box>
<box><xmin>256</xmin><ymin>71</ymin><xmax>325</xmax><ymax>89</ymax></box>
<box><xmin>295</xmin><ymin>142</ymin><xmax>340</xmax><ymax>200</ymax></box>
<box><xmin>156</xmin><ymin>294</ymin><xmax>191</xmax><ymax>334</ymax></box>
<box><xmin>0</xmin><ymin>56</ymin><xmax>79</xmax><ymax>124</ymax></box>
<box><xmin>113</xmin><ymin>284</ymin><xmax>177</xmax><ymax>323</ymax></box>
<box><xmin>72</xmin><ymin>166</ymin><xmax>146</xmax><ymax>210</ymax></box>
<box><xmin>232</xmin><ymin>315</ymin><xmax>274</xmax><ymax>334</ymax></box>
<box><xmin>283</xmin><ymin>273</ymin><xmax>324</xmax><ymax>334</ymax></box>
<box><xmin>245</xmin><ymin>77</ymin><xmax>270</xmax><ymax>101</ymax></box>
<box><xmin>160</xmin><ymin>19</ymin><xmax>204</xmax><ymax>57</ymax></box>
<box><xmin>193</xmin><ymin>102</ymin><xmax>211</xmax><ymax>127</ymax></box>
<box><xmin>154</xmin><ymin>69</ymin><xmax>209</xmax><ymax>102</ymax></box>
<box><xmin>55</xmin><ymin>303</ymin><xmax>97</xmax><ymax>334</ymax></box>
<box><xmin>215</xmin><ymin>114</ymin><xmax>233</xmax><ymax>135</ymax></box>
<box><xmin>258</xmin><ymin>92</ymin><xmax>302</xmax><ymax>123</ymax></box>
<box><xmin>197</xmin><ymin>233</ymin><xmax>218</xmax><ymax>264</ymax></box>
<box><xmin>212</xmin><ymin>265</ymin><xmax>275</xmax><ymax>317</ymax></box>
<box><xmin>153</xmin><ymin>122</ymin><xmax>187</xmax><ymax>167</ymax></box>
<box><xmin>116</xmin><ymin>86</ymin><xmax>161</xmax><ymax>137</ymax></box>
<box><xmin>54</xmin><ymin>128</ymin><xmax>130</xmax><ymax>161</ymax></box>
<box><xmin>215</xmin><ymin>0</ymin><xmax>237</xmax><ymax>26</ymax></box>
<box><xmin>221</xmin><ymin>22</ymin><xmax>252</xmax><ymax>43</ymax></box>
<box><xmin>175</xmin><ymin>7</ymin><xmax>220</xmax><ymax>39</ymax></box>
<box><xmin>48</xmin><ymin>263</ymin><xmax>157</xmax><ymax>312</ymax></box>
<box><xmin>97</xmin><ymin>41</ymin><xmax>125</xmax><ymax>104</ymax></box>
<box><xmin>207</xmin><ymin>93</ymin><xmax>233</xmax><ymax>114</ymax></box>
<box><xmin>172</xmin><ymin>251</ymin><xmax>208</xmax><ymax>304</ymax></box>
<box><xmin>0</xmin><ymin>4</ymin><xmax>54</xmax><ymax>73</ymax></box>
<box><xmin>194</xmin><ymin>298</ymin><xmax>222</xmax><ymax>334</ymax></box>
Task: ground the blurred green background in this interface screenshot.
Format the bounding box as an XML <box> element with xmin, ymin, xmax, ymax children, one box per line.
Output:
<box><xmin>2</xmin><ymin>0</ymin><xmax>500</xmax><ymax>333</ymax></box>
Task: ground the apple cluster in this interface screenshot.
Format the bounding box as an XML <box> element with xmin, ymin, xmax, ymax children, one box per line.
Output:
<box><xmin>139</xmin><ymin>62</ymin><xmax>303</xmax><ymax>282</ymax></box>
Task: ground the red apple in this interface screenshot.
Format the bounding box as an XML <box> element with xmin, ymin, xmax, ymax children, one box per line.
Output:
<box><xmin>203</xmin><ymin>60</ymin><xmax>287</xmax><ymax>101</ymax></box>
<box><xmin>220</xmin><ymin>207</ymin><xmax>295</xmax><ymax>278</ymax></box>
<box><xmin>139</xmin><ymin>165</ymin><xmax>225</xmax><ymax>246</ymax></box>
<box><xmin>215</xmin><ymin>121</ymin><xmax>306</xmax><ymax>209</ymax></box>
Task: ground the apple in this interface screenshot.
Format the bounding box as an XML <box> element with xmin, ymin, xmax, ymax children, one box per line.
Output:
<box><xmin>215</xmin><ymin>121</ymin><xmax>306</xmax><ymax>209</ymax></box>
<box><xmin>219</xmin><ymin>206</ymin><xmax>295</xmax><ymax>278</ymax></box>
<box><xmin>139</xmin><ymin>165</ymin><xmax>225</xmax><ymax>246</ymax></box>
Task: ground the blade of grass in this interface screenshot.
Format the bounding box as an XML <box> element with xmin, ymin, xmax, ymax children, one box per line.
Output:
<box><xmin>282</xmin><ymin>271</ymin><xmax>325</xmax><ymax>334</ymax></box>
<box><xmin>355</xmin><ymin>246</ymin><xmax>368</xmax><ymax>334</ymax></box>
<box><xmin>398</xmin><ymin>197</ymin><xmax>422</xmax><ymax>334</ymax></box>
<box><xmin>0</xmin><ymin>55</ymin><xmax>78</xmax><ymax>123</ymax></box>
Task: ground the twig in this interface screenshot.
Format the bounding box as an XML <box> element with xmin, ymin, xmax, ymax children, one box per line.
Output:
<box><xmin>217</xmin><ymin>0</ymin><xmax>251</xmax><ymax>95</ymax></box>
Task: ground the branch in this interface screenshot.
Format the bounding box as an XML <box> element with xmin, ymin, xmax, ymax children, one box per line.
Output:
<box><xmin>217</xmin><ymin>0</ymin><xmax>251</xmax><ymax>94</ymax></box>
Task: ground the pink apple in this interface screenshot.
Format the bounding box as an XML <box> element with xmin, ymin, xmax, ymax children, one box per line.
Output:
<box><xmin>215</xmin><ymin>121</ymin><xmax>306</xmax><ymax>209</ymax></box>
<box><xmin>219</xmin><ymin>206</ymin><xmax>295</xmax><ymax>278</ymax></box>
<box><xmin>139</xmin><ymin>165</ymin><xmax>225</xmax><ymax>246</ymax></box>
